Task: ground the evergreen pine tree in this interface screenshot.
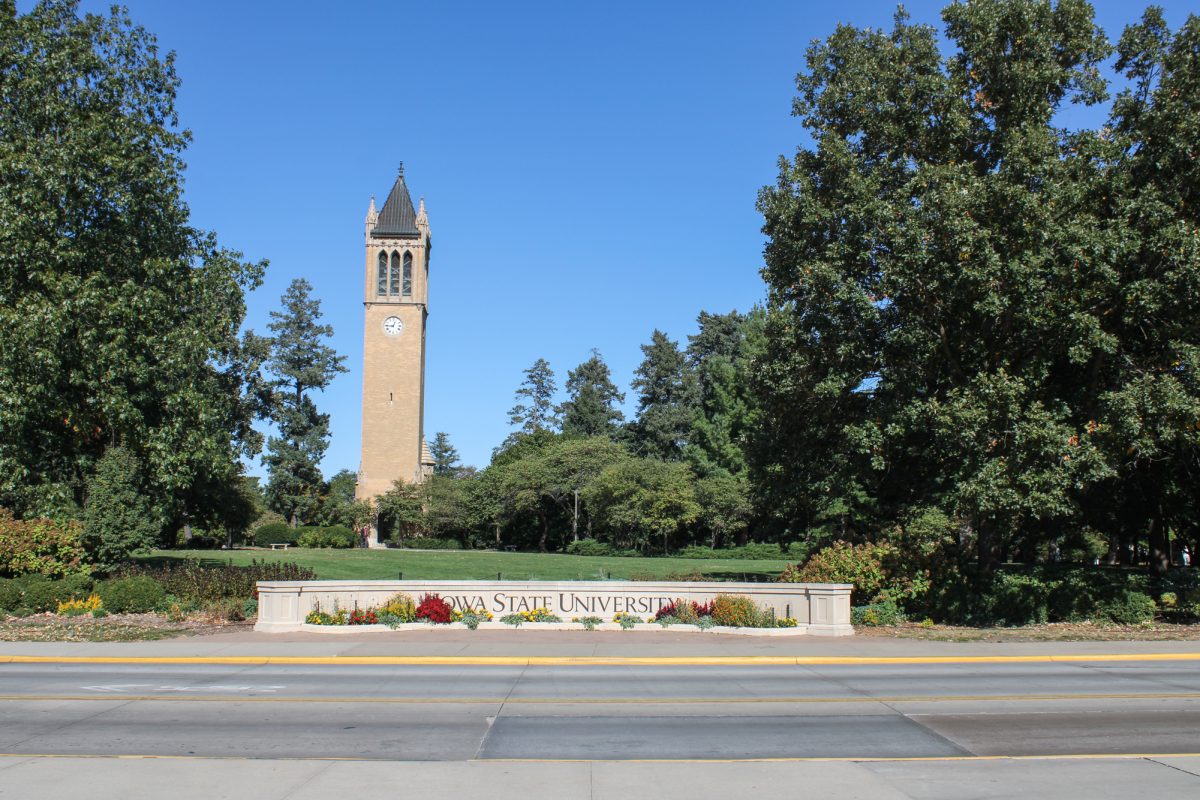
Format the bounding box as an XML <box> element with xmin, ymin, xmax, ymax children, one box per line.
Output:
<box><xmin>262</xmin><ymin>279</ymin><xmax>347</xmax><ymax>526</ymax></box>
<box><xmin>430</xmin><ymin>431</ymin><xmax>462</xmax><ymax>476</ymax></box>
<box><xmin>630</xmin><ymin>330</ymin><xmax>694</xmax><ymax>460</ymax></box>
<box><xmin>507</xmin><ymin>358</ymin><xmax>560</xmax><ymax>435</ymax></box>
<box><xmin>560</xmin><ymin>350</ymin><xmax>625</xmax><ymax>439</ymax></box>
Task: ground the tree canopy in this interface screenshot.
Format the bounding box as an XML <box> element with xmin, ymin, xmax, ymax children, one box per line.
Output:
<box><xmin>0</xmin><ymin>0</ymin><xmax>265</xmax><ymax>534</ymax></box>
<box><xmin>752</xmin><ymin>0</ymin><xmax>1200</xmax><ymax>569</ymax></box>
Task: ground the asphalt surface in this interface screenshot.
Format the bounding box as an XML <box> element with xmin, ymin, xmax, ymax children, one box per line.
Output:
<box><xmin>1</xmin><ymin>654</ymin><xmax>1199</xmax><ymax>798</ymax></box>
<box><xmin>1</xmin><ymin>660</ymin><xmax>1199</xmax><ymax>760</ymax></box>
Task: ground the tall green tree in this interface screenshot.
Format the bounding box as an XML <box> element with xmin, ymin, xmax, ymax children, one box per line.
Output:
<box><xmin>629</xmin><ymin>330</ymin><xmax>694</xmax><ymax>460</ymax></box>
<box><xmin>560</xmin><ymin>350</ymin><xmax>625</xmax><ymax>439</ymax></box>
<box><xmin>261</xmin><ymin>278</ymin><xmax>346</xmax><ymax>526</ymax></box>
<box><xmin>1083</xmin><ymin>8</ymin><xmax>1200</xmax><ymax>570</ymax></box>
<box><xmin>429</xmin><ymin>431</ymin><xmax>462</xmax><ymax>476</ymax></box>
<box><xmin>583</xmin><ymin>458</ymin><xmax>700</xmax><ymax>554</ymax></box>
<box><xmin>684</xmin><ymin>309</ymin><xmax>764</xmax><ymax>479</ymax></box>
<box><xmin>507</xmin><ymin>358</ymin><xmax>560</xmax><ymax>437</ymax></box>
<box><xmin>423</xmin><ymin>470</ymin><xmax>483</xmax><ymax>542</ymax></box>
<box><xmin>0</xmin><ymin>0</ymin><xmax>266</xmax><ymax>523</ymax></box>
<box><xmin>753</xmin><ymin>0</ymin><xmax>1199</xmax><ymax>569</ymax></box>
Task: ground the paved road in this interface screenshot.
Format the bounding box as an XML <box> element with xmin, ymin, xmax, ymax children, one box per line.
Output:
<box><xmin>1</xmin><ymin>659</ymin><xmax>1199</xmax><ymax>761</ymax></box>
<box><xmin>2</xmin><ymin>657</ymin><xmax>1199</xmax><ymax>798</ymax></box>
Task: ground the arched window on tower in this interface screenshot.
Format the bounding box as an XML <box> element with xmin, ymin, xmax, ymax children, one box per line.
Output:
<box><xmin>402</xmin><ymin>251</ymin><xmax>413</xmax><ymax>296</ymax></box>
<box><xmin>389</xmin><ymin>251</ymin><xmax>400</xmax><ymax>296</ymax></box>
<box><xmin>376</xmin><ymin>251</ymin><xmax>387</xmax><ymax>295</ymax></box>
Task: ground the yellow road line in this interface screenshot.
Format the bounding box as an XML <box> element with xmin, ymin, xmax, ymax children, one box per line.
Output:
<box><xmin>1</xmin><ymin>653</ymin><xmax>1199</xmax><ymax>666</ymax></box>
<box><xmin>0</xmin><ymin>752</ymin><xmax>1196</xmax><ymax>764</ymax></box>
<box><xmin>0</xmin><ymin>691</ymin><xmax>1197</xmax><ymax>705</ymax></box>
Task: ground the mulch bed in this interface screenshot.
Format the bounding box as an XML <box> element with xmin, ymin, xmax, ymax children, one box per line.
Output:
<box><xmin>0</xmin><ymin>613</ymin><xmax>253</xmax><ymax>642</ymax></box>
<box><xmin>859</xmin><ymin>621</ymin><xmax>1200</xmax><ymax>642</ymax></box>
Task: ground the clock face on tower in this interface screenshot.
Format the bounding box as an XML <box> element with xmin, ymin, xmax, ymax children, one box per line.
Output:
<box><xmin>382</xmin><ymin>316</ymin><xmax>404</xmax><ymax>336</ymax></box>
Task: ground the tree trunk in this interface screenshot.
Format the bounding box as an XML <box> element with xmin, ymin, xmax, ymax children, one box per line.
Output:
<box><xmin>538</xmin><ymin>512</ymin><xmax>548</xmax><ymax>553</ymax></box>
<box><xmin>493</xmin><ymin>522</ymin><xmax>501</xmax><ymax>548</ymax></box>
<box><xmin>1117</xmin><ymin>532</ymin><xmax>1133</xmax><ymax>566</ymax></box>
<box><xmin>572</xmin><ymin>490</ymin><xmax>579</xmax><ymax>542</ymax></box>
<box><xmin>1148</xmin><ymin>511</ymin><xmax>1170</xmax><ymax>575</ymax></box>
<box><xmin>1103</xmin><ymin>534</ymin><xmax>1120</xmax><ymax>565</ymax></box>
<box><xmin>975</xmin><ymin>522</ymin><xmax>1000</xmax><ymax>574</ymax></box>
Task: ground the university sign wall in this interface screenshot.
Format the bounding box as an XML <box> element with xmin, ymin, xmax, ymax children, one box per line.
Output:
<box><xmin>255</xmin><ymin>580</ymin><xmax>854</xmax><ymax>636</ymax></box>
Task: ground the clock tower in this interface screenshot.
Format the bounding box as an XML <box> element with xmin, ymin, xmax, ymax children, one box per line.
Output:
<box><xmin>356</xmin><ymin>165</ymin><xmax>434</xmax><ymax>543</ymax></box>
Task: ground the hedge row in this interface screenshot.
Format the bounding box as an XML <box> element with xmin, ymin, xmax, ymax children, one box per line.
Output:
<box><xmin>0</xmin><ymin>574</ymin><xmax>164</xmax><ymax>614</ymax></box>
<box><xmin>0</xmin><ymin>560</ymin><xmax>318</xmax><ymax>615</ymax></box>
<box><xmin>252</xmin><ymin>523</ymin><xmax>357</xmax><ymax>548</ymax></box>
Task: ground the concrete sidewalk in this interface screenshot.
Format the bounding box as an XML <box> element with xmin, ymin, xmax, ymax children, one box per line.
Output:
<box><xmin>1</xmin><ymin>628</ymin><xmax>1198</xmax><ymax>660</ymax></box>
<box><xmin>1</xmin><ymin>755</ymin><xmax>1198</xmax><ymax>800</ymax></box>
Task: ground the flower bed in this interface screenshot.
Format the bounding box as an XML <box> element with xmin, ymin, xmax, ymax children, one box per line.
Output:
<box><xmin>301</xmin><ymin>592</ymin><xmax>804</xmax><ymax>635</ymax></box>
<box><xmin>260</xmin><ymin>579</ymin><xmax>853</xmax><ymax>635</ymax></box>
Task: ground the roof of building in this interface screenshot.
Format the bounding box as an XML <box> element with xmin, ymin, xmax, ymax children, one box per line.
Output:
<box><xmin>372</xmin><ymin>168</ymin><xmax>419</xmax><ymax>238</ymax></box>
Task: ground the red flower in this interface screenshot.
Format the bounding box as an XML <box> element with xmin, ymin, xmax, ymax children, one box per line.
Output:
<box><xmin>415</xmin><ymin>594</ymin><xmax>453</xmax><ymax>624</ymax></box>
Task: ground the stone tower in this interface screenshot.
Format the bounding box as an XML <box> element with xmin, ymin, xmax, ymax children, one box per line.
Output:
<box><xmin>356</xmin><ymin>166</ymin><xmax>434</xmax><ymax>542</ymax></box>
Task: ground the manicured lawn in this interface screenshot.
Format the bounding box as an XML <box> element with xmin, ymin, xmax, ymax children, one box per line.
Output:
<box><xmin>145</xmin><ymin>548</ymin><xmax>793</xmax><ymax>582</ymax></box>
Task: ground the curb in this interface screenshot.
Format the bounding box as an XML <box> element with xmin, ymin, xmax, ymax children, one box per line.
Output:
<box><xmin>2</xmin><ymin>653</ymin><xmax>1199</xmax><ymax>666</ymax></box>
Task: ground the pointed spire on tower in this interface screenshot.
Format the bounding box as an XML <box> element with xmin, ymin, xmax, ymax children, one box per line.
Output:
<box><xmin>372</xmin><ymin>164</ymin><xmax>419</xmax><ymax>237</ymax></box>
<box><xmin>416</xmin><ymin>196</ymin><xmax>427</xmax><ymax>227</ymax></box>
<box><xmin>366</xmin><ymin>195</ymin><xmax>377</xmax><ymax>223</ymax></box>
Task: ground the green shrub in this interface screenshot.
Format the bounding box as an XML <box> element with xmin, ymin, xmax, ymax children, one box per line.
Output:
<box><xmin>784</xmin><ymin>542</ymin><xmax>811</xmax><ymax>561</ymax></box>
<box><xmin>0</xmin><ymin>508</ymin><xmax>88</xmax><ymax>578</ymax></box>
<box><xmin>17</xmin><ymin>579</ymin><xmax>61</xmax><ymax>613</ymax></box>
<box><xmin>81</xmin><ymin>446</ymin><xmax>162</xmax><ymax>570</ymax></box>
<box><xmin>297</xmin><ymin>526</ymin><xmax>356</xmax><ymax>548</ymax></box>
<box><xmin>57</xmin><ymin>573</ymin><xmax>94</xmax><ymax>598</ymax></box>
<box><xmin>253</xmin><ymin>522</ymin><xmax>298</xmax><ymax>547</ymax></box>
<box><xmin>779</xmin><ymin>540</ymin><xmax>891</xmax><ymax>603</ymax></box>
<box><xmin>96</xmin><ymin>576</ymin><xmax>166</xmax><ymax>613</ymax></box>
<box><xmin>322</xmin><ymin>525</ymin><xmax>356</xmax><ymax>547</ymax></box>
<box><xmin>0</xmin><ymin>579</ymin><xmax>21</xmax><ymax>612</ymax></box>
<box><xmin>566</xmin><ymin>539</ymin><xmax>617</xmax><ymax>557</ymax></box>
<box><xmin>10</xmin><ymin>574</ymin><xmax>94</xmax><ymax>614</ymax></box>
<box><xmin>155</xmin><ymin>594</ymin><xmax>197</xmax><ymax>622</ymax></box>
<box><xmin>739</xmin><ymin>543</ymin><xmax>786</xmax><ymax>560</ymax></box>
<box><xmin>395</xmin><ymin>537</ymin><xmax>462</xmax><ymax>550</ymax></box>
<box><xmin>710</xmin><ymin>594</ymin><xmax>762</xmax><ymax>627</ymax></box>
<box><xmin>677</xmin><ymin>543</ymin><xmax>783</xmax><ymax>560</ymax></box>
<box><xmin>114</xmin><ymin>559</ymin><xmax>316</xmax><ymax>602</ymax></box>
<box><xmin>983</xmin><ymin>573</ymin><xmax>1052</xmax><ymax>626</ymax></box>
<box><xmin>1096</xmin><ymin>591</ymin><xmax>1156</xmax><ymax>624</ymax></box>
<box><xmin>851</xmin><ymin>600</ymin><xmax>905</xmax><ymax>626</ymax></box>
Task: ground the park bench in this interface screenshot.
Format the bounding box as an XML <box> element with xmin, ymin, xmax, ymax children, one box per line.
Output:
<box><xmin>269</xmin><ymin>543</ymin><xmax>291</xmax><ymax>551</ymax></box>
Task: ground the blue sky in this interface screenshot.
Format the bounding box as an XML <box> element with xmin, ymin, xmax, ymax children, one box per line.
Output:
<box><xmin>58</xmin><ymin>1</ymin><xmax>1196</xmax><ymax>474</ymax></box>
